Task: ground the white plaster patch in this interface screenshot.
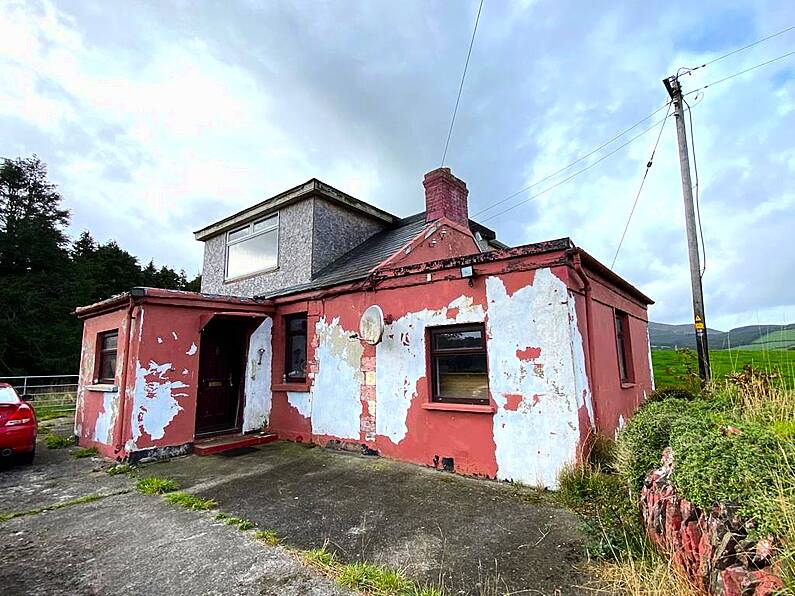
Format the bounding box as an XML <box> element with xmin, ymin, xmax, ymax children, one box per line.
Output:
<box><xmin>186</xmin><ymin>342</ymin><xmax>197</xmax><ymax>356</ymax></box>
<box><xmin>130</xmin><ymin>361</ymin><xmax>188</xmax><ymax>442</ymax></box>
<box><xmin>375</xmin><ymin>295</ymin><xmax>485</xmax><ymax>444</ymax></box>
<box><xmin>242</xmin><ymin>318</ymin><xmax>273</xmax><ymax>432</ymax></box>
<box><xmin>287</xmin><ymin>391</ymin><xmax>312</xmax><ymax>418</ymax></box>
<box><xmin>93</xmin><ymin>391</ymin><xmax>117</xmax><ymax>445</ymax></box>
<box><xmin>487</xmin><ymin>268</ymin><xmax>587</xmax><ymax>488</ymax></box>
<box><xmin>311</xmin><ymin>317</ymin><xmax>363</xmax><ymax>440</ymax></box>
<box><xmin>172</xmin><ymin>331</ymin><xmax>178</xmax><ymax>340</ymax></box>
<box><xmin>157</xmin><ymin>337</ymin><xmax>163</xmax><ymax>344</ymax></box>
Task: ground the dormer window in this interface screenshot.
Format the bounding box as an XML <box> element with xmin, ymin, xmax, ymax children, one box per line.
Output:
<box><xmin>225</xmin><ymin>214</ymin><xmax>279</xmax><ymax>280</ymax></box>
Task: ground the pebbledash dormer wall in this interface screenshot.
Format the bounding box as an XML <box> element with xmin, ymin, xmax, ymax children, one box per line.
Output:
<box><xmin>195</xmin><ymin>180</ymin><xmax>394</xmax><ymax>298</ymax></box>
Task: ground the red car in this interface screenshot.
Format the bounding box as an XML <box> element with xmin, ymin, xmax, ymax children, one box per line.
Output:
<box><xmin>0</xmin><ymin>383</ymin><xmax>37</xmax><ymax>464</ymax></box>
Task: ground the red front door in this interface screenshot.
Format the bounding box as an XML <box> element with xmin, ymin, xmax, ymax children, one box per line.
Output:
<box><xmin>195</xmin><ymin>319</ymin><xmax>249</xmax><ymax>436</ymax></box>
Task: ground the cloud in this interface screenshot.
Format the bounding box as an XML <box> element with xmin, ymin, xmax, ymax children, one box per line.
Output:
<box><xmin>1</xmin><ymin>0</ymin><xmax>793</xmax><ymax>329</ymax></box>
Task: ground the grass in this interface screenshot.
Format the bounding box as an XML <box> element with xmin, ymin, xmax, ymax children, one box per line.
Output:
<box><xmin>254</xmin><ymin>529</ymin><xmax>280</xmax><ymax>545</ymax></box>
<box><xmin>0</xmin><ymin>490</ymin><xmax>129</xmax><ymax>523</ymax></box>
<box><xmin>72</xmin><ymin>446</ymin><xmax>98</xmax><ymax>459</ymax></box>
<box><xmin>136</xmin><ymin>476</ymin><xmax>178</xmax><ymax>495</ymax></box>
<box><xmin>106</xmin><ymin>463</ymin><xmax>133</xmax><ymax>476</ymax></box>
<box><xmin>300</xmin><ymin>546</ymin><xmax>442</xmax><ymax>596</ymax></box>
<box><xmin>218</xmin><ymin>515</ymin><xmax>255</xmax><ymax>530</ymax></box>
<box><xmin>44</xmin><ymin>433</ymin><xmax>75</xmax><ymax>449</ymax></box>
<box><xmin>165</xmin><ymin>492</ymin><xmax>218</xmax><ymax>511</ymax></box>
<box><xmin>652</xmin><ymin>348</ymin><xmax>795</xmax><ymax>390</ymax></box>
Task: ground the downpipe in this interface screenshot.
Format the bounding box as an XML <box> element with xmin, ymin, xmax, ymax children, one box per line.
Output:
<box><xmin>112</xmin><ymin>298</ymin><xmax>137</xmax><ymax>453</ymax></box>
<box><xmin>571</xmin><ymin>252</ymin><xmax>598</xmax><ymax>432</ymax></box>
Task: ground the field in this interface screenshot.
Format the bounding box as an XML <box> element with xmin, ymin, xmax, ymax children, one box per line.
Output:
<box><xmin>652</xmin><ymin>348</ymin><xmax>795</xmax><ymax>389</ymax></box>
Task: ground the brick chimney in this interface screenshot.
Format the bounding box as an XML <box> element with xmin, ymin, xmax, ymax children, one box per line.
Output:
<box><xmin>423</xmin><ymin>167</ymin><xmax>469</xmax><ymax>226</ymax></box>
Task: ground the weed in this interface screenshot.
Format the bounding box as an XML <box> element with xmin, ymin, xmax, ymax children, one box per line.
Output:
<box><xmin>136</xmin><ymin>477</ymin><xmax>178</xmax><ymax>495</ymax></box>
<box><xmin>165</xmin><ymin>492</ymin><xmax>217</xmax><ymax>511</ymax></box>
<box><xmin>214</xmin><ymin>512</ymin><xmax>229</xmax><ymax>520</ymax></box>
<box><xmin>302</xmin><ymin>546</ymin><xmax>336</xmax><ymax>569</ymax></box>
<box><xmin>337</xmin><ymin>561</ymin><xmax>412</xmax><ymax>594</ymax></box>
<box><xmin>45</xmin><ymin>434</ymin><xmax>74</xmax><ymax>449</ymax></box>
<box><xmin>219</xmin><ymin>515</ymin><xmax>255</xmax><ymax>530</ymax></box>
<box><xmin>0</xmin><ymin>490</ymin><xmax>129</xmax><ymax>523</ymax></box>
<box><xmin>254</xmin><ymin>529</ymin><xmax>280</xmax><ymax>545</ymax></box>
<box><xmin>107</xmin><ymin>463</ymin><xmax>132</xmax><ymax>476</ymax></box>
<box><xmin>72</xmin><ymin>446</ymin><xmax>98</xmax><ymax>459</ymax></box>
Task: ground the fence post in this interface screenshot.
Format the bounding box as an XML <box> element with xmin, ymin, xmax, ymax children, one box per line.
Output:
<box><xmin>22</xmin><ymin>376</ymin><xmax>27</xmax><ymax>395</ymax></box>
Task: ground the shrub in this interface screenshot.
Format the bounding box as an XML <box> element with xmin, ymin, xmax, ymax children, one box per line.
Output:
<box><xmin>645</xmin><ymin>388</ymin><xmax>697</xmax><ymax>404</ymax></box>
<box><xmin>557</xmin><ymin>464</ymin><xmax>648</xmax><ymax>560</ymax></box>
<box><xmin>670</xmin><ymin>417</ymin><xmax>795</xmax><ymax>538</ymax></box>
<box><xmin>136</xmin><ymin>477</ymin><xmax>178</xmax><ymax>495</ymax></box>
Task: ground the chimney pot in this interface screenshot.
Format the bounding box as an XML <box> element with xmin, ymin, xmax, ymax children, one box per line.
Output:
<box><xmin>423</xmin><ymin>167</ymin><xmax>469</xmax><ymax>226</ymax></box>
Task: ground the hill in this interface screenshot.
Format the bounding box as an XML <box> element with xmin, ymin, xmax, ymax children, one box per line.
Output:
<box><xmin>649</xmin><ymin>321</ymin><xmax>795</xmax><ymax>350</ymax></box>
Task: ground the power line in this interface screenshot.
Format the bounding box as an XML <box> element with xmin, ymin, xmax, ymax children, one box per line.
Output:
<box><xmin>679</xmin><ymin>24</ymin><xmax>795</xmax><ymax>75</ymax></box>
<box><xmin>471</xmin><ymin>101</ymin><xmax>671</xmax><ymax>218</ymax></box>
<box><xmin>610</xmin><ymin>102</ymin><xmax>672</xmax><ymax>269</ymax></box>
<box><xmin>684</xmin><ymin>49</ymin><xmax>795</xmax><ymax>97</ymax></box>
<box><xmin>440</xmin><ymin>0</ymin><xmax>484</xmax><ymax>167</ymax></box>
<box><xmin>479</xmin><ymin>113</ymin><xmax>672</xmax><ymax>224</ymax></box>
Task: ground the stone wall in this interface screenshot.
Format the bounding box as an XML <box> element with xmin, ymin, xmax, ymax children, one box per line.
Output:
<box><xmin>641</xmin><ymin>448</ymin><xmax>783</xmax><ymax>595</ymax></box>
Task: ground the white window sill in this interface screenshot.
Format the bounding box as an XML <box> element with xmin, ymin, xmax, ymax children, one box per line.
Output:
<box><xmin>85</xmin><ymin>383</ymin><xmax>118</xmax><ymax>393</ymax></box>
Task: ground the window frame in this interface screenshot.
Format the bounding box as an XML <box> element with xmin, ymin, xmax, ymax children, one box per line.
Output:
<box><xmin>428</xmin><ymin>323</ymin><xmax>490</xmax><ymax>405</ymax></box>
<box><xmin>96</xmin><ymin>329</ymin><xmax>119</xmax><ymax>384</ymax></box>
<box><xmin>614</xmin><ymin>309</ymin><xmax>634</xmax><ymax>384</ymax></box>
<box><xmin>224</xmin><ymin>213</ymin><xmax>280</xmax><ymax>281</ymax></box>
<box><xmin>283</xmin><ymin>312</ymin><xmax>308</xmax><ymax>384</ymax></box>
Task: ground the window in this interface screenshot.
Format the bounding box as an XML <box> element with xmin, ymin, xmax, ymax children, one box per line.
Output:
<box><xmin>429</xmin><ymin>324</ymin><xmax>489</xmax><ymax>404</ymax></box>
<box><xmin>225</xmin><ymin>214</ymin><xmax>279</xmax><ymax>280</ymax></box>
<box><xmin>614</xmin><ymin>310</ymin><xmax>634</xmax><ymax>383</ymax></box>
<box><xmin>284</xmin><ymin>314</ymin><xmax>308</xmax><ymax>383</ymax></box>
<box><xmin>97</xmin><ymin>330</ymin><xmax>118</xmax><ymax>384</ymax></box>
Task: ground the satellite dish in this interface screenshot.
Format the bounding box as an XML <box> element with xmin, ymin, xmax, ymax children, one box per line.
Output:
<box><xmin>359</xmin><ymin>305</ymin><xmax>385</xmax><ymax>345</ymax></box>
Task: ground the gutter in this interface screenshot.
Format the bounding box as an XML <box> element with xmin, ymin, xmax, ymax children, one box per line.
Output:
<box><xmin>112</xmin><ymin>297</ymin><xmax>137</xmax><ymax>453</ymax></box>
<box><xmin>570</xmin><ymin>251</ymin><xmax>598</xmax><ymax>430</ymax></box>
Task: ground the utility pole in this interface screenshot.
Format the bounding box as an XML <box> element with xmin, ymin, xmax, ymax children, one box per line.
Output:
<box><xmin>663</xmin><ymin>75</ymin><xmax>711</xmax><ymax>384</ymax></box>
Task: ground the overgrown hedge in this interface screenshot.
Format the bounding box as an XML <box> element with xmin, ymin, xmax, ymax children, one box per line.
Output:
<box><xmin>615</xmin><ymin>392</ymin><xmax>794</xmax><ymax>539</ymax></box>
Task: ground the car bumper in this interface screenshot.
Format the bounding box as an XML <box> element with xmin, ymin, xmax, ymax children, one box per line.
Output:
<box><xmin>0</xmin><ymin>425</ymin><xmax>36</xmax><ymax>454</ymax></box>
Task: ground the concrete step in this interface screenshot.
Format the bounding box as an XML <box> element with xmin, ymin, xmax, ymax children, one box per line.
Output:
<box><xmin>193</xmin><ymin>432</ymin><xmax>278</xmax><ymax>456</ymax></box>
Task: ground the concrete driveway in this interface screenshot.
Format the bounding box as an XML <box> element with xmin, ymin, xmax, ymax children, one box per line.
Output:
<box><xmin>1</xmin><ymin>421</ymin><xmax>590</xmax><ymax>595</ymax></box>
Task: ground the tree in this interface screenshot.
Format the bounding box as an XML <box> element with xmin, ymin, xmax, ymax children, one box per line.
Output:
<box><xmin>0</xmin><ymin>157</ymin><xmax>73</xmax><ymax>374</ymax></box>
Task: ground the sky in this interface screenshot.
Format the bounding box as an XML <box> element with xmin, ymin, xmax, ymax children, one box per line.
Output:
<box><xmin>1</xmin><ymin>0</ymin><xmax>793</xmax><ymax>330</ymax></box>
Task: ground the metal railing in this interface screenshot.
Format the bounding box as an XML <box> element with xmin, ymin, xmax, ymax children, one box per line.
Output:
<box><xmin>0</xmin><ymin>374</ymin><xmax>79</xmax><ymax>420</ymax></box>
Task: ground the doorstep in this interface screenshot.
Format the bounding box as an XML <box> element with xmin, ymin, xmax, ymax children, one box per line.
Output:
<box><xmin>193</xmin><ymin>432</ymin><xmax>278</xmax><ymax>456</ymax></box>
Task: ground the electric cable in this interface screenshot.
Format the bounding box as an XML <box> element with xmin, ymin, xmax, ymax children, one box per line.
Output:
<box><xmin>440</xmin><ymin>0</ymin><xmax>484</xmax><ymax>167</ymax></box>
<box><xmin>471</xmin><ymin>101</ymin><xmax>671</xmax><ymax>218</ymax></box>
<box><xmin>683</xmin><ymin>49</ymin><xmax>795</xmax><ymax>97</ymax></box>
<box><xmin>678</xmin><ymin>24</ymin><xmax>795</xmax><ymax>75</ymax></box>
<box><xmin>610</xmin><ymin>102</ymin><xmax>672</xmax><ymax>269</ymax></box>
<box><xmin>479</xmin><ymin>112</ymin><xmax>673</xmax><ymax>224</ymax></box>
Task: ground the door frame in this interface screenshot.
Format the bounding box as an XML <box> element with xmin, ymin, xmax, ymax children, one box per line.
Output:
<box><xmin>194</xmin><ymin>317</ymin><xmax>253</xmax><ymax>439</ymax></box>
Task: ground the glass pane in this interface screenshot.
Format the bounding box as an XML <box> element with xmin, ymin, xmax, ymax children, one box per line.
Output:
<box><xmin>102</xmin><ymin>332</ymin><xmax>118</xmax><ymax>351</ymax></box>
<box><xmin>286</xmin><ymin>334</ymin><xmax>307</xmax><ymax>380</ymax></box>
<box><xmin>227</xmin><ymin>225</ymin><xmax>249</xmax><ymax>242</ymax></box>
<box><xmin>100</xmin><ymin>353</ymin><xmax>117</xmax><ymax>382</ymax></box>
<box><xmin>433</xmin><ymin>329</ymin><xmax>482</xmax><ymax>350</ymax></box>
<box><xmin>226</xmin><ymin>228</ymin><xmax>278</xmax><ymax>279</ymax></box>
<box><xmin>0</xmin><ymin>386</ymin><xmax>19</xmax><ymax>404</ymax></box>
<box><xmin>435</xmin><ymin>354</ymin><xmax>488</xmax><ymax>399</ymax></box>
<box><xmin>288</xmin><ymin>317</ymin><xmax>307</xmax><ymax>333</ymax></box>
<box><xmin>253</xmin><ymin>215</ymin><xmax>278</xmax><ymax>232</ymax></box>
